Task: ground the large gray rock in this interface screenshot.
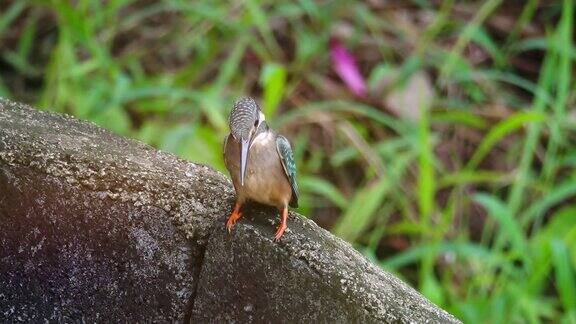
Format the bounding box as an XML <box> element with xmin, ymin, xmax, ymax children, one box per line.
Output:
<box><xmin>0</xmin><ymin>98</ymin><xmax>460</xmax><ymax>323</ymax></box>
<box><xmin>0</xmin><ymin>165</ymin><xmax>198</xmax><ymax>322</ymax></box>
<box><xmin>192</xmin><ymin>205</ymin><xmax>456</xmax><ymax>323</ymax></box>
<box><xmin>0</xmin><ymin>98</ymin><xmax>231</xmax><ymax>322</ymax></box>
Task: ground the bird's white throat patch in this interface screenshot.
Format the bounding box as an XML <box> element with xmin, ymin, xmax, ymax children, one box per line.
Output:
<box><xmin>250</xmin><ymin>131</ymin><xmax>273</xmax><ymax>149</ymax></box>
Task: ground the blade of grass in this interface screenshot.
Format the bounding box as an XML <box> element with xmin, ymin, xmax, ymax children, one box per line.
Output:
<box><xmin>503</xmin><ymin>0</ymin><xmax>539</xmax><ymax>51</ymax></box>
<box><xmin>276</xmin><ymin>100</ymin><xmax>413</xmax><ymax>136</ymax></box>
<box><xmin>245</xmin><ymin>0</ymin><xmax>282</xmax><ymax>59</ymax></box>
<box><xmin>439</xmin><ymin>170</ymin><xmax>513</xmax><ymax>189</ymax></box>
<box><xmin>470</xmin><ymin>26</ymin><xmax>505</xmax><ymax>66</ymax></box>
<box><xmin>416</xmin><ymin>91</ymin><xmax>437</xmax><ymax>303</ymax></box>
<box><xmin>507</xmin><ymin>35</ymin><xmax>557</xmax><ymax>216</ymax></box>
<box><xmin>203</xmin><ymin>38</ymin><xmax>249</xmax><ymax>132</ymax></box>
<box><xmin>542</xmin><ymin>0</ymin><xmax>573</xmax><ymax>182</ymax></box>
<box><xmin>382</xmin><ymin>242</ymin><xmax>512</xmax><ymax>272</ymax></box>
<box><xmin>465</xmin><ymin>111</ymin><xmax>546</xmax><ymax>170</ymax></box>
<box><xmin>299</xmin><ymin>176</ymin><xmax>347</xmax><ymax>209</ymax></box>
<box><xmin>418</xmin><ymin>95</ymin><xmax>434</xmax><ymax>222</ymax></box>
<box><xmin>260</xmin><ymin>62</ymin><xmax>287</xmax><ymax>118</ymax></box>
<box><xmin>333</xmin><ymin>177</ymin><xmax>389</xmax><ymax>242</ymax></box>
<box><xmin>415</xmin><ymin>0</ymin><xmax>454</xmax><ymax>57</ymax></box>
<box><xmin>521</xmin><ymin>179</ymin><xmax>576</xmax><ymax>229</ymax></box>
<box><xmin>439</xmin><ymin>0</ymin><xmax>503</xmax><ymax>83</ymax></box>
<box><xmin>452</xmin><ymin>70</ymin><xmax>552</xmax><ymax>107</ymax></box>
<box><xmin>550</xmin><ymin>240</ymin><xmax>576</xmax><ymax>314</ymax></box>
<box><xmin>474</xmin><ymin>193</ymin><xmax>526</xmax><ymax>257</ymax></box>
<box><xmin>0</xmin><ymin>1</ymin><xmax>26</xmax><ymax>34</ymax></box>
<box><xmin>213</xmin><ymin>37</ymin><xmax>248</xmax><ymax>92</ymax></box>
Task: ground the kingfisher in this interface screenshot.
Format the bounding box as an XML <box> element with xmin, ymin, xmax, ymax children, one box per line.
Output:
<box><xmin>223</xmin><ymin>97</ymin><xmax>299</xmax><ymax>241</ymax></box>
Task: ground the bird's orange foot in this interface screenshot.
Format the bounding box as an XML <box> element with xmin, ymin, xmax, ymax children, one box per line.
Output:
<box><xmin>226</xmin><ymin>203</ymin><xmax>242</xmax><ymax>232</ymax></box>
<box><xmin>273</xmin><ymin>223</ymin><xmax>286</xmax><ymax>241</ymax></box>
<box><xmin>273</xmin><ymin>207</ymin><xmax>289</xmax><ymax>241</ymax></box>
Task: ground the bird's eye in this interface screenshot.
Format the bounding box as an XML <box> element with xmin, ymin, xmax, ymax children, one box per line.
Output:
<box><xmin>254</xmin><ymin>119</ymin><xmax>259</xmax><ymax>127</ymax></box>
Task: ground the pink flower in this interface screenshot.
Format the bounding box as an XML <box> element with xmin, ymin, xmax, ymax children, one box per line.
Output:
<box><xmin>330</xmin><ymin>39</ymin><xmax>367</xmax><ymax>98</ymax></box>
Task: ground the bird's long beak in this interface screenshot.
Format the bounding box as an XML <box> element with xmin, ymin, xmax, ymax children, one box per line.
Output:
<box><xmin>240</xmin><ymin>138</ymin><xmax>250</xmax><ymax>186</ymax></box>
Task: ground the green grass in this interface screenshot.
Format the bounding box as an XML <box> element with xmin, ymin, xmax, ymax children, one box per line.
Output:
<box><xmin>2</xmin><ymin>0</ymin><xmax>575</xmax><ymax>322</ymax></box>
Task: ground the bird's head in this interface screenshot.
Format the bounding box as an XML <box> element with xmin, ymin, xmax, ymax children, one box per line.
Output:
<box><xmin>229</xmin><ymin>97</ymin><xmax>266</xmax><ymax>186</ymax></box>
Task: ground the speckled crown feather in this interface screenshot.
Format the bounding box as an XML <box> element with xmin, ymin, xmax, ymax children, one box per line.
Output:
<box><xmin>229</xmin><ymin>97</ymin><xmax>259</xmax><ymax>140</ymax></box>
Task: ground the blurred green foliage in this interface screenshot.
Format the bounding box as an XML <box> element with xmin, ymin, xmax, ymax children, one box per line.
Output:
<box><xmin>1</xmin><ymin>0</ymin><xmax>575</xmax><ymax>322</ymax></box>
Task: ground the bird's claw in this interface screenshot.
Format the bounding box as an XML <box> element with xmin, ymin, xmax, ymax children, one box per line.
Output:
<box><xmin>226</xmin><ymin>203</ymin><xmax>242</xmax><ymax>234</ymax></box>
<box><xmin>273</xmin><ymin>223</ymin><xmax>287</xmax><ymax>241</ymax></box>
<box><xmin>226</xmin><ymin>212</ymin><xmax>241</xmax><ymax>233</ymax></box>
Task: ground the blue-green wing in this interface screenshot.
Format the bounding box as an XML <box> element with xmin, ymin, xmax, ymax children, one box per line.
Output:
<box><xmin>276</xmin><ymin>135</ymin><xmax>299</xmax><ymax>208</ymax></box>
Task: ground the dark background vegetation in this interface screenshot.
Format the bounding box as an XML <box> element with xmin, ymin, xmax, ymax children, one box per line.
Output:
<box><xmin>1</xmin><ymin>0</ymin><xmax>575</xmax><ymax>322</ymax></box>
